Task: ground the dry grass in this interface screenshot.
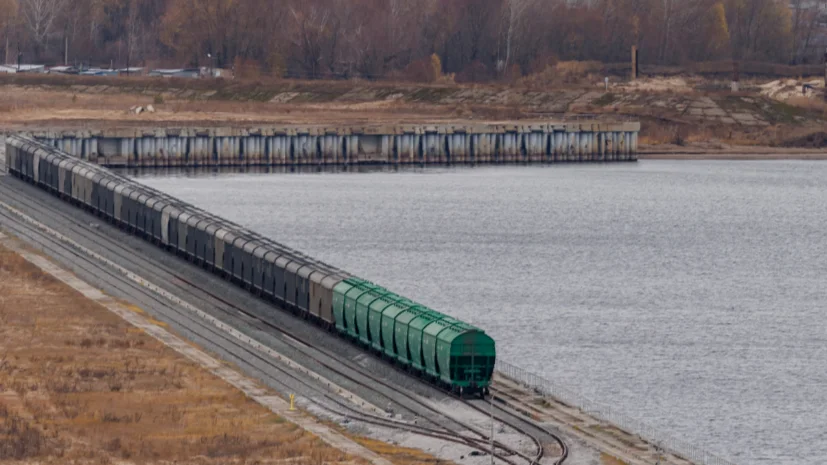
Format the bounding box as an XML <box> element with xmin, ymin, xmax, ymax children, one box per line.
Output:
<box><xmin>785</xmin><ymin>96</ymin><xmax>827</xmax><ymax>114</ymax></box>
<box><xmin>0</xmin><ymin>85</ymin><xmax>471</xmax><ymax>131</ymax></box>
<box><xmin>353</xmin><ymin>437</ymin><xmax>451</xmax><ymax>464</ymax></box>
<box><xmin>599</xmin><ymin>452</ymin><xmax>631</xmax><ymax>465</ymax></box>
<box><xmin>0</xmin><ymin>242</ymin><xmax>439</xmax><ymax>464</ymax></box>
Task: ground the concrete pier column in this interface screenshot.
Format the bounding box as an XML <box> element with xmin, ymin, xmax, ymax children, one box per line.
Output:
<box><xmin>591</xmin><ymin>133</ymin><xmax>599</xmax><ymax>162</ymax></box>
<box><xmin>271</xmin><ymin>137</ymin><xmax>281</xmax><ymax>164</ymax></box>
<box><xmin>233</xmin><ymin>137</ymin><xmax>242</xmax><ymax>165</ymax></box>
<box><xmin>529</xmin><ymin>132</ymin><xmax>544</xmax><ymax>162</ymax></box>
<box><xmin>446</xmin><ymin>134</ymin><xmax>461</xmax><ymax>163</ymax></box>
<box><xmin>120</xmin><ymin>139</ymin><xmax>130</xmax><ymax>166</ymax></box>
<box><xmin>249</xmin><ymin>136</ymin><xmax>258</xmax><ymax>165</ymax></box>
<box><xmin>294</xmin><ymin>135</ymin><xmax>305</xmax><ymax>164</ymax></box>
<box><xmin>622</xmin><ymin>132</ymin><xmax>631</xmax><ymax>160</ymax></box>
<box><xmin>191</xmin><ymin>138</ymin><xmax>201</xmax><ymax>166</ymax></box>
<box><xmin>150</xmin><ymin>138</ymin><xmax>159</xmax><ymax>167</ymax></box>
<box><xmin>630</xmin><ymin>132</ymin><xmax>639</xmax><ymax>160</ymax></box>
<box><xmin>311</xmin><ymin>135</ymin><xmax>321</xmax><ymax>164</ymax></box>
<box><xmin>136</xmin><ymin>138</ymin><xmax>144</xmax><ymax>166</ymax></box>
<box><xmin>255</xmin><ymin>136</ymin><xmax>263</xmax><ymax>165</ymax></box>
<box><xmin>349</xmin><ymin>136</ymin><xmax>360</xmax><ymax>164</ymax></box>
<box><xmin>550</xmin><ymin>133</ymin><xmax>558</xmax><ymax>161</ymax></box>
<box><xmin>378</xmin><ymin>135</ymin><xmax>390</xmax><ymax>163</ymax></box>
<box><xmin>405</xmin><ymin>134</ymin><xmax>417</xmax><ymax>163</ymax></box>
<box><xmin>392</xmin><ymin>135</ymin><xmax>402</xmax><ymax>163</ymax></box>
<box><xmin>215</xmin><ymin>137</ymin><xmax>223</xmax><ymax>165</ymax></box>
<box><xmin>240</xmin><ymin>137</ymin><xmax>249</xmax><ymax>165</ymax></box>
<box><xmin>165</xmin><ymin>138</ymin><xmax>175</xmax><ymax>166</ymax></box>
<box><xmin>298</xmin><ymin>135</ymin><xmax>307</xmax><ymax>164</ymax></box>
<box><xmin>341</xmin><ymin>136</ymin><xmax>350</xmax><ymax>164</ymax></box>
<box><xmin>280</xmin><ymin>136</ymin><xmax>289</xmax><ymax>165</ymax></box>
<box><xmin>321</xmin><ymin>135</ymin><xmax>330</xmax><ymax>163</ymax></box>
<box><xmin>470</xmin><ymin>135</ymin><xmax>482</xmax><ymax>163</ymax></box>
<box><xmin>286</xmin><ymin>136</ymin><xmax>295</xmax><ymax>164</ymax></box>
<box><xmin>264</xmin><ymin>137</ymin><xmax>273</xmax><ymax>165</ymax></box>
<box><xmin>206</xmin><ymin>136</ymin><xmax>215</xmax><ymax>165</ymax></box>
<box><xmin>224</xmin><ymin>137</ymin><xmax>234</xmax><ymax>165</ymax></box>
<box><xmin>462</xmin><ymin>134</ymin><xmax>471</xmax><ymax>163</ymax></box>
<box><xmin>421</xmin><ymin>133</ymin><xmax>437</xmax><ymax>163</ymax></box>
<box><xmin>213</xmin><ymin>137</ymin><xmax>223</xmax><ymax>165</ymax></box>
<box><xmin>79</xmin><ymin>139</ymin><xmax>88</xmax><ymax>161</ymax></box>
<box><xmin>309</xmin><ymin>135</ymin><xmax>319</xmax><ymax>164</ymax></box>
<box><xmin>281</xmin><ymin>136</ymin><xmax>289</xmax><ymax>164</ymax></box>
<box><xmin>499</xmin><ymin>133</ymin><xmax>512</xmax><ymax>162</ymax></box>
<box><xmin>90</xmin><ymin>138</ymin><xmax>99</xmax><ymax>161</ymax></box>
<box><xmin>188</xmin><ymin>137</ymin><xmax>196</xmax><ymax>166</ymax></box>
<box><xmin>327</xmin><ymin>135</ymin><xmax>339</xmax><ymax>163</ymax></box>
<box><xmin>410</xmin><ymin>134</ymin><xmax>420</xmax><ymax>163</ymax></box>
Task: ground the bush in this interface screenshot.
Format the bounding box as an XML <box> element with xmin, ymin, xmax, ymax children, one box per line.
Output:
<box><xmin>455</xmin><ymin>61</ymin><xmax>494</xmax><ymax>83</ymax></box>
<box><xmin>402</xmin><ymin>57</ymin><xmax>439</xmax><ymax>83</ymax></box>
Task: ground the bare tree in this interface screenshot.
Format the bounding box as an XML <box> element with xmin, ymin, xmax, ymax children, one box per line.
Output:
<box><xmin>501</xmin><ymin>0</ymin><xmax>537</xmax><ymax>72</ymax></box>
<box><xmin>0</xmin><ymin>0</ymin><xmax>18</xmax><ymax>64</ymax></box>
<box><xmin>790</xmin><ymin>0</ymin><xmax>826</xmax><ymax>63</ymax></box>
<box><xmin>20</xmin><ymin>0</ymin><xmax>67</xmax><ymax>57</ymax></box>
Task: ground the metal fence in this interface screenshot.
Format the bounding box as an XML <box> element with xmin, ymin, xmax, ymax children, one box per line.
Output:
<box><xmin>495</xmin><ymin>360</ymin><xmax>739</xmax><ymax>465</ymax></box>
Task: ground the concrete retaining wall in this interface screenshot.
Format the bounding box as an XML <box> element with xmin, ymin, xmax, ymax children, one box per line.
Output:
<box><xmin>31</xmin><ymin>122</ymin><xmax>640</xmax><ymax>167</ymax></box>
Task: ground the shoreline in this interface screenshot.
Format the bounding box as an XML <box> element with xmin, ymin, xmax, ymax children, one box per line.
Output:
<box><xmin>639</xmin><ymin>145</ymin><xmax>827</xmax><ymax>160</ymax></box>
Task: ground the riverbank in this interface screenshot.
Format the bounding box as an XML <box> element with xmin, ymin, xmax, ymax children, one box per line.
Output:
<box><xmin>640</xmin><ymin>143</ymin><xmax>827</xmax><ymax>159</ymax></box>
<box><xmin>1</xmin><ymin>74</ymin><xmax>824</xmax><ymax>157</ymax></box>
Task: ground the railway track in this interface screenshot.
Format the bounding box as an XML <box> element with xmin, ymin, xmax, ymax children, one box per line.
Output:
<box><xmin>0</xmin><ymin>202</ymin><xmax>530</xmax><ymax>464</ymax></box>
<box><xmin>0</xmin><ymin>177</ymin><xmax>562</xmax><ymax>464</ymax></box>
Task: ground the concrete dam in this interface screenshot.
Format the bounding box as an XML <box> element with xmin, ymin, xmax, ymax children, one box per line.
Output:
<box><xmin>31</xmin><ymin>122</ymin><xmax>640</xmax><ymax>167</ymax></box>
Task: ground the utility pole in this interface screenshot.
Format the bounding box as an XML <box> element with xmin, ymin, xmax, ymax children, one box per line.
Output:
<box><xmin>631</xmin><ymin>46</ymin><xmax>638</xmax><ymax>81</ymax></box>
<box><xmin>731</xmin><ymin>61</ymin><xmax>740</xmax><ymax>92</ymax></box>
<box><xmin>489</xmin><ymin>393</ymin><xmax>494</xmax><ymax>465</ymax></box>
<box><xmin>126</xmin><ymin>37</ymin><xmax>131</xmax><ymax>76</ymax></box>
<box><xmin>823</xmin><ymin>47</ymin><xmax>826</xmax><ymax>102</ymax></box>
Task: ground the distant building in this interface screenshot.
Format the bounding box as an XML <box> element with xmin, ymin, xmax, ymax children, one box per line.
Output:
<box><xmin>49</xmin><ymin>66</ymin><xmax>79</xmax><ymax>75</ymax></box>
<box><xmin>200</xmin><ymin>67</ymin><xmax>234</xmax><ymax>79</ymax></box>
<box><xmin>117</xmin><ymin>67</ymin><xmax>145</xmax><ymax>76</ymax></box>
<box><xmin>148</xmin><ymin>68</ymin><xmax>201</xmax><ymax>78</ymax></box>
<box><xmin>0</xmin><ymin>64</ymin><xmax>47</xmax><ymax>74</ymax></box>
<box><xmin>79</xmin><ymin>68</ymin><xmax>119</xmax><ymax>77</ymax></box>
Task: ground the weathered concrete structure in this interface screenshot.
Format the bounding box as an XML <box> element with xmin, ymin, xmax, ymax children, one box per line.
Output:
<box><xmin>31</xmin><ymin>122</ymin><xmax>640</xmax><ymax>167</ymax></box>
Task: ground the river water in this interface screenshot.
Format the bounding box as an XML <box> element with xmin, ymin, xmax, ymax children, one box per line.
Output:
<box><xmin>132</xmin><ymin>161</ymin><xmax>827</xmax><ymax>465</ymax></box>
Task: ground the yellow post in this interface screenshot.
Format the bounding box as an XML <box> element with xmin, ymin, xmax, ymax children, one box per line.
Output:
<box><xmin>289</xmin><ymin>394</ymin><xmax>296</xmax><ymax>411</ymax></box>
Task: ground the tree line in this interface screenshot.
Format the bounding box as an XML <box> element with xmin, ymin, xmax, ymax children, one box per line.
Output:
<box><xmin>1</xmin><ymin>0</ymin><xmax>824</xmax><ymax>81</ymax></box>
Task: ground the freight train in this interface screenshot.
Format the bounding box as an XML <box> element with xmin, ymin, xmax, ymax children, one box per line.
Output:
<box><xmin>4</xmin><ymin>135</ymin><xmax>496</xmax><ymax>396</ymax></box>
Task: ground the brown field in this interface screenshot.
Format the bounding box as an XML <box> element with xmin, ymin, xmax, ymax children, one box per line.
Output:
<box><xmin>0</xmin><ymin>242</ymin><xmax>444</xmax><ymax>464</ymax></box>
